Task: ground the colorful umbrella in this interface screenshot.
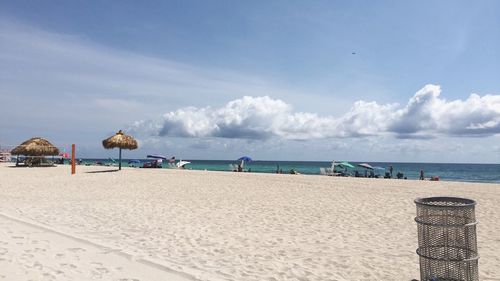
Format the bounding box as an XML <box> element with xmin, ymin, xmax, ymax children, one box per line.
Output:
<box><xmin>357</xmin><ymin>163</ymin><xmax>374</xmax><ymax>170</ymax></box>
<box><xmin>59</xmin><ymin>152</ymin><xmax>70</xmax><ymax>158</ymax></box>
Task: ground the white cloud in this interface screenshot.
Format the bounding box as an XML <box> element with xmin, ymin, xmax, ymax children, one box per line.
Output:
<box><xmin>132</xmin><ymin>85</ymin><xmax>500</xmax><ymax>140</ymax></box>
<box><xmin>390</xmin><ymin>85</ymin><xmax>500</xmax><ymax>137</ymax></box>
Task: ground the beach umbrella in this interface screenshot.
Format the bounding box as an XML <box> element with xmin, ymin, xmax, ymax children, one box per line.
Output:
<box><xmin>237</xmin><ymin>156</ymin><xmax>252</xmax><ymax>169</ymax></box>
<box><xmin>11</xmin><ymin>137</ymin><xmax>60</xmax><ymax>156</ymax></box>
<box><xmin>102</xmin><ymin>130</ymin><xmax>138</xmax><ymax>170</ymax></box>
<box><xmin>238</xmin><ymin>156</ymin><xmax>252</xmax><ymax>162</ymax></box>
<box><xmin>177</xmin><ymin>160</ymin><xmax>191</xmax><ymax>168</ymax></box>
<box><xmin>59</xmin><ymin>152</ymin><xmax>70</xmax><ymax>158</ymax></box>
<box><xmin>339</xmin><ymin>161</ymin><xmax>355</xmax><ymax>169</ymax></box>
<box><xmin>357</xmin><ymin>163</ymin><xmax>374</xmax><ymax>170</ymax></box>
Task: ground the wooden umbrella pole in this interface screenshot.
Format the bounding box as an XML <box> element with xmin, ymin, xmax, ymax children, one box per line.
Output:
<box><xmin>71</xmin><ymin>144</ymin><xmax>75</xmax><ymax>175</ymax></box>
<box><xmin>119</xmin><ymin>148</ymin><xmax>122</xmax><ymax>170</ymax></box>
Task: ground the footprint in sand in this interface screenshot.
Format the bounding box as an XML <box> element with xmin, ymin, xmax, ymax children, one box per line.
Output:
<box><xmin>32</xmin><ymin>261</ymin><xmax>43</xmax><ymax>270</ymax></box>
<box><xmin>43</xmin><ymin>272</ymin><xmax>56</xmax><ymax>280</ymax></box>
<box><xmin>21</xmin><ymin>252</ymin><xmax>34</xmax><ymax>258</ymax></box>
<box><xmin>67</xmin><ymin>248</ymin><xmax>86</xmax><ymax>253</ymax></box>
<box><xmin>95</xmin><ymin>267</ymin><xmax>110</xmax><ymax>274</ymax></box>
<box><xmin>60</xmin><ymin>263</ymin><xmax>77</xmax><ymax>269</ymax></box>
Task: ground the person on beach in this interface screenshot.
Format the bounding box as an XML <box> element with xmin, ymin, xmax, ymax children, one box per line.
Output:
<box><xmin>389</xmin><ymin>165</ymin><xmax>393</xmax><ymax>178</ymax></box>
<box><xmin>420</xmin><ymin>169</ymin><xmax>424</xmax><ymax>180</ymax></box>
<box><xmin>237</xmin><ymin>164</ymin><xmax>243</xmax><ymax>172</ymax></box>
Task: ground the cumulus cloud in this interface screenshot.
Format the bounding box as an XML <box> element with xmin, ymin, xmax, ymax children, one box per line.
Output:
<box><xmin>389</xmin><ymin>85</ymin><xmax>500</xmax><ymax>137</ymax></box>
<box><xmin>131</xmin><ymin>85</ymin><xmax>500</xmax><ymax>140</ymax></box>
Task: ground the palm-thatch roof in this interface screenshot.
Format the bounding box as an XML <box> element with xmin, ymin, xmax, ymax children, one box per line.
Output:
<box><xmin>11</xmin><ymin>137</ymin><xmax>60</xmax><ymax>156</ymax></box>
<box><xmin>102</xmin><ymin>130</ymin><xmax>138</xmax><ymax>150</ymax></box>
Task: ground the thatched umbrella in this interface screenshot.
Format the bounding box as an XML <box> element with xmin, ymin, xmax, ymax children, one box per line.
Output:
<box><xmin>102</xmin><ymin>130</ymin><xmax>138</xmax><ymax>170</ymax></box>
<box><xmin>11</xmin><ymin>137</ymin><xmax>60</xmax><ymax>156</ymax></box>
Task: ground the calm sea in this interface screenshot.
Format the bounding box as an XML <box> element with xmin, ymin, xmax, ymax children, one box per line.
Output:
<box><xmin>75</xmin><ymin>159</ymin><xmax>500</xmax><ymax>184</ymax></box>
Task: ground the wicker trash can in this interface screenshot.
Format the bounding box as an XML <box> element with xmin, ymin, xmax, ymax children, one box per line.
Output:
<box><xmin>415</xmin><ymin>197</ymin><xmax>479</xmax><ymax>281</ymax></box>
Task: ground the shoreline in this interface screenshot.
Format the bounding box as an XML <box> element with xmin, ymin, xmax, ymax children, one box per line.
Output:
<box><xmin>7</xmin><ymin>160</ymin><xmax>500</xmax><ymax>185</ymax></box>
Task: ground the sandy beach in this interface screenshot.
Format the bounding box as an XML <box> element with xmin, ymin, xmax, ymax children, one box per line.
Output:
<box><xmin>0</xmin><ymin>163</ymin><xmax>499</xmax><ymax>281</ymax></box>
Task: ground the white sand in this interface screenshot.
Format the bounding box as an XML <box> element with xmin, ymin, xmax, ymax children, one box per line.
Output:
<box><xmin>0</xmin><ymin>163</ymin><xmax>499</xmax><ymax>281</ymax></box>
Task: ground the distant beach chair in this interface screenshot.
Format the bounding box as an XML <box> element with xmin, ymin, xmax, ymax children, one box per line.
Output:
<box><xmin>229</xmin><ymin>164</ymin><xmax>237</xmax><ymax>172</ymax></box>
<box><xmin>320</xmin><ymin>167</ymin><xmax>341</xmax><ymax>176</ymax></box>
<box><xmin>320</xmin><ymin>167</ymin><xmax>327</xmax><ymax>175</ymax></box>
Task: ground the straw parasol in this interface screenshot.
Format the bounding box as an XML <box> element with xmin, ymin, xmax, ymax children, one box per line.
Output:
<box><xmin>102</xmin><ymin>130</ymin><xmax>138</xmax><ymax>170</ymax></box>
<box><xmin>11</xmin><ymin>137</ymin><xmax>60</xmax><ymax>156</ymax></box>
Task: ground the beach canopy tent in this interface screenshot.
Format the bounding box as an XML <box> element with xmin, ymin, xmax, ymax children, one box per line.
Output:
<box><xmin>102</xmin><ymin>130</ymin><xmax>138</xmax><ymax>170</ymax></box>
<box><xmin>11</xmin><ymin>137</ymin><xmax>60</xmax><ymax>166</ymax></box>
<box><xmin>147</xmin><ymin>154</ymin><xmax>168</xmax><ymax>160</ymax></box>
<box><xmin>357</xmin><ymin>163</ymin><xmax>374</xmax><ymax>170</ymax></box>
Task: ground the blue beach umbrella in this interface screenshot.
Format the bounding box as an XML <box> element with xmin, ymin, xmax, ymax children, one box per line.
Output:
<box><xmin>237</xmin><ymin>156</ymin><xmax>252</xmax><ymax>169</ymax></box>
<box><xmin>237</xmin><ymin>156</ymin><xmax>253</xmax><ymax>162</ymax></box>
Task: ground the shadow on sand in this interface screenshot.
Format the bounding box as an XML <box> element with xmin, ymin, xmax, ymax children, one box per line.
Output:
<box><xmin>7</xmin><ymin>165</ymin><xmax>56</xmax><ymax>168</ymax></box>
<box><xmin>85</xmin><ymin>169</ymin><xmax>119</xmax><ymax>174</ymax></box>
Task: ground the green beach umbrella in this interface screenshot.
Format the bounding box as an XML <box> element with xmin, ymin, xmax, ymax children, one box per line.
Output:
<box><xmin>339</xmin><ymin>161</ymin><xmax>355</xmax><ymax>169</ymax></box>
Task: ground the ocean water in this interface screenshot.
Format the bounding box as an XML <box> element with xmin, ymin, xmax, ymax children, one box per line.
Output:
<box><xmin>75</xmin><ymin>159</ymin><xmax>500</xmax><ymax>184</ymax></box>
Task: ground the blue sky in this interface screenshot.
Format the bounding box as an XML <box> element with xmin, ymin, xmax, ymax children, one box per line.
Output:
<box><xmin>1</xmin><ymin>1</ymin><xmax>500</xmax><ymax>162</ymax></box>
